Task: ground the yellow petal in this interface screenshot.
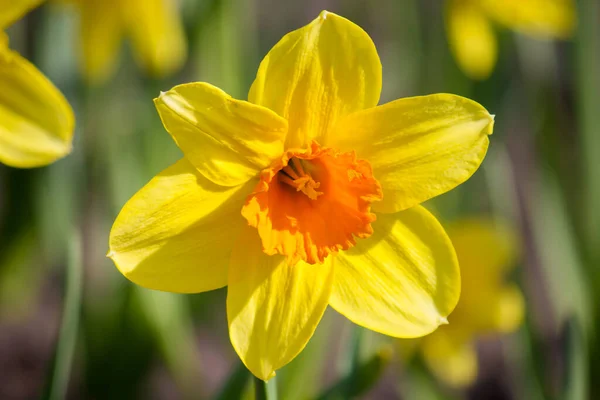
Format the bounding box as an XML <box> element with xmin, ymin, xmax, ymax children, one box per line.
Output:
<box><xmin>0</xmin><ymin>48</ymin><xmax>74</xmax><ymax>168</ymax></box>
<box><xmin>109</xmin><ymin>158</ymin><xmax>253</xmax><ymax>293</ymax></box>
<box><xmin>155</xmin><ymin>82</ymin><xmax>288</xmax><ymax>187</ymax></box>
<box><xmin>329</xmin><ymin>206</ymin><xmax>460</xmax><ymax>338</ymax></box>
<box><xmin>482</xmin><ymin>0</ymin><xmax>576</xmax><ymax>39</ymax></box>
<box><xmin>422</xmin><ymin>330</ymin><xmax>478</xmax><ymax>387</ymax></box>
<box><xmin>121</xmin><ymin>0</ymin><xmax>187</xmax><ymax>78</ymax></box>
<box><xmin>330</xmin><ymin>94</ymin><xmax>493</xmax><ymax>213</ymax></box>
<box><xmin>77</xmin><ymin>0</ymin><xmax>124</xmax><ymax>84</ymax></box>
<box><xmin>227</xmin><ymin>227</ymin><xmax>334</xmax><ymax>380</ymax></box>
<box><xmin>248</xmin><ymin>10</ymin><xmax>382</xmax><ymax>148</ymax></box>
<box><xmin>0</xmin><ymin>0</ymin><xmax>43</xmax><ymax>28</ymax></box>
<box><xmin>446</xmin><ymin>0</ymin><xmax>497</xmax><ymax>80</ymax></box>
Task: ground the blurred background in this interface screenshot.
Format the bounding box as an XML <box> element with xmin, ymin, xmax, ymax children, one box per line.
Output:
<box><xmin>0</xmin><ymin>0</ymin><xmax>598</xmax><ymax>399</ymax></box>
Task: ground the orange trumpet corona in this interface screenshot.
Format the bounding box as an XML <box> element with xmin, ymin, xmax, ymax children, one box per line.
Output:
<box><xmin>242</xmin><ymin>142</ymin><xmax>383</xmax><ymax>265</ymax></box>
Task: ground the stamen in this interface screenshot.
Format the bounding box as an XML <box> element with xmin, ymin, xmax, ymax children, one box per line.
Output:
<box><xmin>291</xmin><ymin>157</ymin><xmax>306</xmax><ymax>176</ymax></box>
<box><xmin>282</xmin><ymin>165</ymin><xmax>300</xmax><ymax>179</ymax></box>
<box><xmin>294</xmin><ymin>176</ymin><xmax>322</xmax><ymax>200</ymax></box>
<box><xmin>279</xmin><ymin>158</ymin><xmax>323</xmax><ymax>200</ymax></box>
<box><xmin>278</xmin><ymin>173</ymin><xmax>298</xmax><ymax>187</ymax></box>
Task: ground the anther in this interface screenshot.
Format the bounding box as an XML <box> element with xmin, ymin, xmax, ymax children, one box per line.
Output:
<box><xmin>279</xmin><ymin>158</ymin><xmax>323</xmax><ymax>200</ymax></box>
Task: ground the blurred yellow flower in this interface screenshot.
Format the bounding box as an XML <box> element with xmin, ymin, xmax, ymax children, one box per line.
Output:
<box><xmin>0</xmin><ymin>0</ymin><xmax>44</xmax><ymax>28</ymax></box>
<box><xmin>416</xmin><ymin>219</ymin><xmax>524</xmax><ymax>387</ymax></box>
<box><xmin>64</xmin><ymin>0</ymin><xmax>187</xmax><ymax>83</ymax></box>
<box><xmin>446</xmin><ymin>0</ymin><xmax>576</xmax><ymax>79</ymax></box>
<box><xmin>109</xmin><ymin>11</ymin><xmax>494</xmax><ymax>380</ymax></box>
<box><xmin>0</xmin><ymin>3</ymin><xmax>74</xmax><ymax>168</ymax></box>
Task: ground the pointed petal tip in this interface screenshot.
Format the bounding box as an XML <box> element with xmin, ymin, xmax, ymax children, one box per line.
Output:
<box><xmin>485</xmin><ymin>113</ymin><xmax>495</xmax><ymax>135</ymax></box>
<box><xmin>249</xmin><ymin>367</ymin><xmax>276</xmax><ymax>382</ymax></box>
<box><xmin>438</xmin><ymin>316</ymin><xmax>449</xmax><ymax>326</ymax></box>
<box><xmin>153</xmin><ymin>91</ymin><xmax>167</xmax><ymax>102</ymax></box>
<box><xmin>319</xmin><ymin>10</ymin><xmax>329</xmax><ymax>20</ymax></box>
<box><xmin>265</xmin><ymin>370</ymin><xmax>276</xmax><ymax>381</ymax></box>
<box><xmin>106</xmin><ymin>250</ymin><xmax>115</xmax><ymax>259</ymax></box>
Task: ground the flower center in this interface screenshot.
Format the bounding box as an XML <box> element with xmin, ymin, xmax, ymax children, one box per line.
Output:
<box><xmin>278</xmin><ymin>158</ymin><xmax>323</xmax><ymax>200</ymax></box>
<box><xmin>241</xmin><ymin>142</ymin><xmax>383</xmax><ymax>265</ymax></box>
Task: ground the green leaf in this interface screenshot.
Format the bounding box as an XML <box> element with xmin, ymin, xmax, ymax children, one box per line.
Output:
<box><xmin>47</xmin><ymin>227</ymin><xmax>83</xmax><ymax>400</ymax></box>
<box><xmin>314</xmin><ymin>346</ymin><xmax>392</xmax><ymax>400</ymax></box>
<box><xmin>214</xmin><ymin>362</ymin><xmax>250</xmax><ymax>400</ymax></box>
<box><xmin>562</xmin><ymin>318</ymin><xmax>588</xmax><ymax>400</ymax></box>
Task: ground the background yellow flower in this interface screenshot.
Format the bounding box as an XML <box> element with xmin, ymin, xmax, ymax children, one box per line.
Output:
<box><xmin>413</xmin><ymin>218</ymin><xmax>524</xmax><ymax>386</ymax></box>
<box><xmin>63</xmin><ymin>0</ymin><xmax>187</xmax><ymax>83</ymax></box>
<box><xmin>0</xmin><ymin>2</ymin><xmax>74</xmax><ymax>168</ymax></box>
<box><xmin>446</xmin><ymin>0</ymin><xmax>576</xmax><ymax>79</ymax></box>
<box><xmin>0</xmin><ymin>0</ymin><xmax>44</xmax><ymax>28</ymax></box>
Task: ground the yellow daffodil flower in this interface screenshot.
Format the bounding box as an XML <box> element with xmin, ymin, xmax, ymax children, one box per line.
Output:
<box><xmin>0</xmin><ymin>3</ymin><xmax>74</xmax><ymax>168</ymax></box>
<box><xmin>109</xmin><ymin>11</ymin><xmax>495</xmax><ymax>380</ymax></box>
<box><xmin>62</xmin><ymin>0</ymin><xmax>187</xmax><ymax>83</ymax></box>
<box><xmin>416</xmin><ymin>219</ymin><xmax>524</xmax><ymax>386</ymax></box>
<box><xmin>0</xmin><ymin>0</ymin><xmax>44</xmax><ymax>28</ymax></box>
<box><xmin>446</xmin><ymin>0</ymin><xmax>576</xmax><ymax>79</ymax></box>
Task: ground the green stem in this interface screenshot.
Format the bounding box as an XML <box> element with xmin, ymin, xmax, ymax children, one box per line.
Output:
<box><xmin>347</xmin><ymin>326</ymin><xmax>364</xmax><ymax>395</ymax></box>
<box><xmin>48</xmin><ymin>228</ymin><xmax>83</xmax><ymax>400</ymax></box>
<box><xmin>215</xmin><ymin>362</ymin><xmax>250</xmax><ymax>400</ymax></box>
<box><xmin>314</xmin><ymin>345</ymin><xmax>392</xmax><ymax>400</ymax></box>
<box><xmin>576</xmin><ymin>0</ymin><xmax>600</xmax><ymax>275</ymax></box>
<box><xmin>254</xmin><ymin>376</ymin><xmax>277</xmax><ymax>400</ymax></box>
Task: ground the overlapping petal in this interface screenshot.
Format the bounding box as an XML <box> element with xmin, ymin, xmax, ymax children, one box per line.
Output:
<box><xmin>0</xmin><ymin>0</ymin><xmax>44</xmax><ymax>29</ymax></box>
<box><xmin>446</xmin><ymin>0</ymin><xmax>497</xmax><ymax>80</ymax></box>
<box><xmin>0</xmin><ymin>47</ymin><xmax>74</xmax><ymax>168</ymax></box>
<box><xmin>330</xmin><ymin>94</ymin><xmax>493</xmax><ymax>213</ymax></box>
<box><xmin>109</xmin><ymin>158</ymin><xmax>254</xmax><ymax>293</ymax></box>
<box><xmin>155</xmin><ymin>83</ymin><xmax>288</xmax><ymax>187</ymax></box>
<box><xmin>329</xmin><ymin>206</ymin><xmax>460</xmax><ymax>338</ymax></box>
<box><xmin>248</xmin><ymin>11</ymin><xmax>381</xmax><ymax>148</ymax></box>
<box><xmin>122</xmin><ymin>0</ymin><xmax>187</xmax><ymax>78</ymax></box>
<box><xmin>482</xmin><ymin>0</ymin><xmax>576</xmax><ymax>39</ymax></box>
<box><xmin>227</xmin><ymin>227</ymin><xmax>334</xmax><ymax>380</ymax></box>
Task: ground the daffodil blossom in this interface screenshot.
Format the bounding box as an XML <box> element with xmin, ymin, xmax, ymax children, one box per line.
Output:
<box><xmin>0</xmin><ymin>2</ymin><xmax>74</xmax><ymax>168</ymax></box>
<box><xmin>62</xmin><ymin>0</ymin><xmax>187</xmax><ymax>83</ymax></box>
<box><xmin>109</xmin><ymin>11</ymin><xmax>494</xmax><ymax>380</ymax></box>
<box><xmin>417</xmin><ymin>219</ymin><xmax>524</xmax><ymax>386</ymax></box>
<box><xmin>446</xmin><ymin>0</ymin><xmax>576</xmax><ymax>79</ymax></box>
<box><xmin>0</xmin><ymin>0</ymin><xmax>43</xmax><ymax>28</ymax></box>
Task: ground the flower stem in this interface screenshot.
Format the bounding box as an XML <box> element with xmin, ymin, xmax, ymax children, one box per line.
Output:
<box><xmin>48</xmin><ymin>227</ymin><xmax>83</xmax><ymax>400</ymax></box>
<box><xmin>577</xmin><ymin>0</ymin><xmax>600</xmax><ymax>292</ymax></box>
<box><xmin>254</xmin><ymin>375</ymin><xmax>277</xmax><ymax>400</ymax></box>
